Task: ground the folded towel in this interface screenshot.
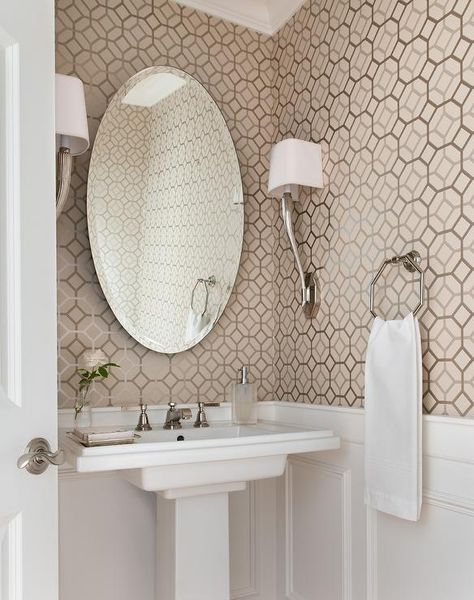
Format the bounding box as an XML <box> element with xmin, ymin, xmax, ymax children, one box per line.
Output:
<box><xmin>72</xmin><ymin>426</ymin><xmax>135</xmax><ymax>443</ymax></box>
<box><xmin>364</xmin><ymin>312</ymin><xmax>422</xmax><ymax>521</ymax></box>
<box><xmin>185</xmin><ymin>309</ymin><xmax>210</xmax><ymax>344</ymax></box>
<box><xmin>71</xmin><ymin>427</ymin><xmax>136</xmax><ymax>448</ymax></box>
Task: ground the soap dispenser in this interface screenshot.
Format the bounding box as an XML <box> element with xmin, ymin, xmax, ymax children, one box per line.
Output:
<box><xmin>232</xmin><ymin>366</ymin><xmax>257</xmax><ymax>425</ymax></box>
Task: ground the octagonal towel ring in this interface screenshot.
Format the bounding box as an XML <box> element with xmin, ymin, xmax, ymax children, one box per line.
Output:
<box><xmin>369</xmin><ymin>250</ymin><xmax>424</xmax><ymax>318</ymax></box>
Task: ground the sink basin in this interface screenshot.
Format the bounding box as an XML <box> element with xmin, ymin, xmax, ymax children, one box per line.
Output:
<box><xmin>62</xmin><ymin>420</ymin><xmax>339</xmax><ymax>600</ymax></box>
<box><xmin>62</xmin><ymin>421</ymin><xmax>339</xmax><ymax>492</ymax></box>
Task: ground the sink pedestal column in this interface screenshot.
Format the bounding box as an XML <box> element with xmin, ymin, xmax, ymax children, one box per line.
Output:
<box><xmin>155</xmin><ymin>482</ymin><xmax>246</xmax><ymax>600</ymax></box>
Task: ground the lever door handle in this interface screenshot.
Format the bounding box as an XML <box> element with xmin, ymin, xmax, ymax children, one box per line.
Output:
<box><xmin>17</xmin><ymin>437</ymin><xmax>65</xmax><ymax>475</ymax></box>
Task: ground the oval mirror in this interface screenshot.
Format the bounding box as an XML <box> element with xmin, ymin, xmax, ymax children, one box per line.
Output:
<box><xmin>87</xmin><ymin>66</ymin><xmax>244</xmax><ymax>353</ymax></box>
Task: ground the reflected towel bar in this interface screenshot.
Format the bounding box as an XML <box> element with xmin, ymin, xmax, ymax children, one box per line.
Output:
<box><xmin>190</xmin><ymin>276</ymin><xmax>216</xmax><ymax>315</ymax></box>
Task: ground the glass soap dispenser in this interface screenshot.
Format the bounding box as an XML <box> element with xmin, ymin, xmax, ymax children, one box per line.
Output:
<box><xmin>232</xmin><ymin>366</ymin><xmax>257</xmax><ymax>425</ymax></box>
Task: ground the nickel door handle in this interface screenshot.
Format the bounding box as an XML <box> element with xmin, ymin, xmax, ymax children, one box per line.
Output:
<box><xmin>17</xmin><ymin>437</ymin><xmax>65</xmax><ymax>474</ymax></box>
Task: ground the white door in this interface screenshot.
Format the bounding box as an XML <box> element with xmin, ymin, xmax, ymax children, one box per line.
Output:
<box><xmin>0</xmin><ymin>0</ymin><xmax>58</xmax><ymax>598</ymax></box>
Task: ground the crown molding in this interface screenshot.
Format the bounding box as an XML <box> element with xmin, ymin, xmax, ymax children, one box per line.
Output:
<box><xmin>268</xmin><ymin>0</ymin><xmax>307</xmax><ymax>35</ymax></box>
<box><xmin>173</xmin><ymin>0</ymin><xmax>306</xmax><ymax>36</ymax></box>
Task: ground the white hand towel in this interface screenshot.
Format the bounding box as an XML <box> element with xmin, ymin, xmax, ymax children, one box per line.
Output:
<box><xmin>185</xmin><ymin>310</ymin><xmax>210</xmax><ymax>344</ymax></box>
<box><xmin>364</xmin><ymin>312</ymin><xmax>422</xmax><ymax>521</ymax></box>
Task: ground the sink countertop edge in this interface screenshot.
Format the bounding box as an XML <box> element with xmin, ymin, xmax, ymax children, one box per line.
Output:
<box><xmin>60</xmin><ymin>422</ymin><xmax>341</xmax><ymax>474</ymax></box>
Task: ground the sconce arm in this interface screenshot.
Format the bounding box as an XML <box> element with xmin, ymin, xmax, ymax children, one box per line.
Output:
<box><xmin>280</xmin><ymin>192</ymin><xmax>321</xmax><ymax>318</ymax></box>
<box><xmin>281</xmin><ymin>193</ymin><xmax>307</xmax><ymax>304</ymax></box>
<box><xmin>56</xmin><ymin>146</ymin><xmax>72</xmax><ymax>219</ymax></box>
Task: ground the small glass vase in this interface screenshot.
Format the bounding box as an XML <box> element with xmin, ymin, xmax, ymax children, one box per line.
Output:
<box><xmin>74</xmin><ymin>388</ymin><xmax>92</xmax><ymax>430</ymax></box>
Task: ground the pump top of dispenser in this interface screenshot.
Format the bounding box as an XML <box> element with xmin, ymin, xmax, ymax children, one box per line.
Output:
<box><xmin>238</xmin><ymin>366</ymin><xmax>249</xmax><ymax>384</ymax></box>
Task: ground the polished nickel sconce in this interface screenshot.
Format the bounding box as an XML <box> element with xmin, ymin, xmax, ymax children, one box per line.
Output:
<box><xmin>55</xmin><ymin>74</ymin><xmax>89</xmax><ymax>219</ymax></box>
<box><xmin>268</xmin><ymin>138</ymin><xmax>324</xmax><ymax>318</ymax></box>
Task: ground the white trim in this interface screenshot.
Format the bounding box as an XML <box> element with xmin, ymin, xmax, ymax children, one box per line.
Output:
<box><xmin>268</xmin><ymin>0</ymin><xmax>307</xmax><ymax>34</ymax></box>
<box><xmin>0</xmin><ymin>32</ymin><xmax>21</xmax><ymax>407</ymax></box>
<box><xmin>342</xmin><ymin>464</ymin><xmax>352</xmax><ymax>600</ymax></box>
<box><xmin>5</xmin><ymin>42</ymin><xmax>21</xmax><ymax>406</ymax></box>
<box><xmin>422</xmin><ymin>415</ymin><xmax>474</xmax><ymax>464</ymax></box>
<box><xmin>172</xmin><ymin>0</ymin><xmax>305</xmax><ymax>35</ymax></box>
<box><xmin>285</xmin><ymin>459</ymin><xmax>298</xmax><ymax>600</ymax></box>
<box><xmin>423</xmin><ymin>490</ymin><xmax>474</xmax><ymax>517</ymax></box>
<box><xmin>366</xmin><ymin>507</ymin><xmax>377</xmax><ymax>600</ymax></box>
<box><xmin>230</xmin><ymin>481</ymin><xmax>258</xmax><ymax>599</ymax></box>
<box><xmin>59</xmin><ymin>401</ymin><xmax>474</xmax><ymax>465</ymax></box>
<box><xmin>10</xmin><ymin>513</ymin><xmax>22</xmax><ymax>600</ymax></box>
<box><xmin>0</xmin><ymin>513</ymin><xmax>23</xmax><ymax>599</ymax></box>
<box><xmin>174</xmin><ymin>0</ymin><xmax>273</xmax><ymax>34</ymax></box>
<box><xmin>259</xmin><ymin>401</ymin><xmax>474</xmax><ymax>464</ymax></box>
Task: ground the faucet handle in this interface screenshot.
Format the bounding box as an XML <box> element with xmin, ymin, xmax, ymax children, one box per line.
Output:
<box><xmin>168</xmin><ymin>401</ymin><xmax>176</xmax><ymax>409</ymax></box>
<box><xmin>194</xmin><ymin>402</ymin><xmax>209</xmax><ymax>428</ymax></box>
<box><xmin>135</xmin><ymin>403</ymin><xmax>152</xmax><ymax>432</ymax></box>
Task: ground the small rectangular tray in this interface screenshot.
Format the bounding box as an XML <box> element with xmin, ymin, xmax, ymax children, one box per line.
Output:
<box><xmin>67</xmin><ymin>432</ymin><xmax>140</xmax><ymax>448</ymax></box>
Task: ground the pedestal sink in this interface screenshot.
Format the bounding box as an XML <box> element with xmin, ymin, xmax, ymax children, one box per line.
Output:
<box><xmin>62</xmin><ymin>422</ymin><xmax>339</xmax><ymax>600</ymax></box>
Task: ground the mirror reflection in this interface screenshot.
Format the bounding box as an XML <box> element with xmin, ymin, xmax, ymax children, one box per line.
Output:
<box><xmin>88</xmin><ymin>66</ymin><xmax>244</xmax><ymax>353</ymax></box>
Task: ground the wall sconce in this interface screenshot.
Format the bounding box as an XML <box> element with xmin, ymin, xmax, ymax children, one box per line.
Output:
<box><xmin>55</xmin><ymin>73</ymin><xmax>89</xmax><ymax>219</ymax></box>
<box><xmin>268</xmin><ymin>138</ymin><xmax>324</xmax><ymax>318</ymax></box>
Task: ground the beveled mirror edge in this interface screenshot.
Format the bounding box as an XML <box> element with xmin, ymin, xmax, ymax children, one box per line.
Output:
<box><xmin>87</xmin><ymin>65</ymin><xmax>244</xmax><ymax>354</ymax></box>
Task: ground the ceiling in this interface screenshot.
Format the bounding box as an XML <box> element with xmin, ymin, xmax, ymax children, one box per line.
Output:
<box><xmin>173</xmin><ymin>0</ymin><xmax>306</xmax><ymax>35</ymax></box>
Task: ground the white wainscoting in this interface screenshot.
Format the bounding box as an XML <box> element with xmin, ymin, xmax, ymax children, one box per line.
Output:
<box><xmin>263</xmin><ymin>403</ymin><xmax>474</xmax><ymax>600</ymax></box>
<box><xmin>59</xmin><ymin>470</ymin><xmax>276</xmax><ymax>600</ymax></box>
<box><xmin>285</xmin><ymin>457</ymin><xmax>351</xmax><ymax>600</ymax></box>
<box><xmin>59</xmin><ymin>402</ymin><xmax>474</xmax><ymax>600</ymax></box>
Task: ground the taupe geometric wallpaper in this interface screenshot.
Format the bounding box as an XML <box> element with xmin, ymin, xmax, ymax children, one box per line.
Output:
<box><xmin>273</xmin><ymin>0</ymin><xmax>474</xmax><ymax>416</ymax></box>
<box><xmin>56</xmin><ymin>0</ymin><xmax>275</xmax><ymax>407</ymax></box>
<box><xmin>56</xmin><ymin>0</ymin><xmax>473</xmax><ymax>417</ymax></box>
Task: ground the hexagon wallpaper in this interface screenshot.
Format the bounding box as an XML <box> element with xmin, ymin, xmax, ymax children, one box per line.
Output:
<box><xmin>56</xmin><ymin>0</ymin><xmax>275</xmax><ymax>408</ymax></box>
<box><xmin>273</xmin><ymin>0</ymin><xmax>473</xmax><ymax>416</ymax></box>
<box><xmin>56</xmin><ymin>0</ymin><xmax>473</xmax><ymax>417</ymax></box>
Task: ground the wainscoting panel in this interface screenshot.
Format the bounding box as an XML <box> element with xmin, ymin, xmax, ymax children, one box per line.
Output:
<box><xmin>0</xmin><ymin>513</ymin><xmax>22</xmax><ymax>599</ymax></box>
<box><xmin>59</xmin><ymin>473</ymin><xmax>156</xmax><ymax>600</ymax></box>
<box><xmin>285</xmin><ymin>457</ymin><xmax>351</xmax><ymax>600</ymax></box>
<box><xmin>376</xmin><ymin>502</ymin><xmax>474</xmax><ymax>600</ymax></box>
<box><xmin>59</xmin><ymin>470</ymin><xmax>276</xmax><ymax>600</ymax></box>
<box><xmin>58</xmin><ymin>403</ymin><xmax>474</xmax><ymax>600</ymax></box>
<box><xmin>268</xmin><ymin>403</ymin><xmax>474</xmax><ymax>600</ymax></box>
<box><xmin>230</xmin><ymin>483</ymin><xmax>257</xmax><ymax>598</ymax></box>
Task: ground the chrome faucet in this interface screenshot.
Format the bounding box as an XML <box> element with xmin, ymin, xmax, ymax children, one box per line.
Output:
<box><xmin>164</xmin><ymin>401</ymin><xmax>192</xmax><ymax>430</ymax></box>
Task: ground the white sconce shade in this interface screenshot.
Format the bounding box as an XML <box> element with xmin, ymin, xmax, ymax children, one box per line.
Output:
<box><xmin>268</xmin><ymin>138</ymin><xmax>323</xmax><ymax>200</ymax></box>
<box><xmin>55</xmin><ymin>73</ymin><xmax>89</xmax><ymax>220</ymax></box>
<box><xmin>55</xmin><ymin>73</ymin><xmax>89</xmax><ymax>155</ymax></box>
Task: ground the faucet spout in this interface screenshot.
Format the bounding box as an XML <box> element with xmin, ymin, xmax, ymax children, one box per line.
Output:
<box><xmin>163</xmin><ymin>401</ymin><xmax>192</xmax><ymax>429</ymax></box>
